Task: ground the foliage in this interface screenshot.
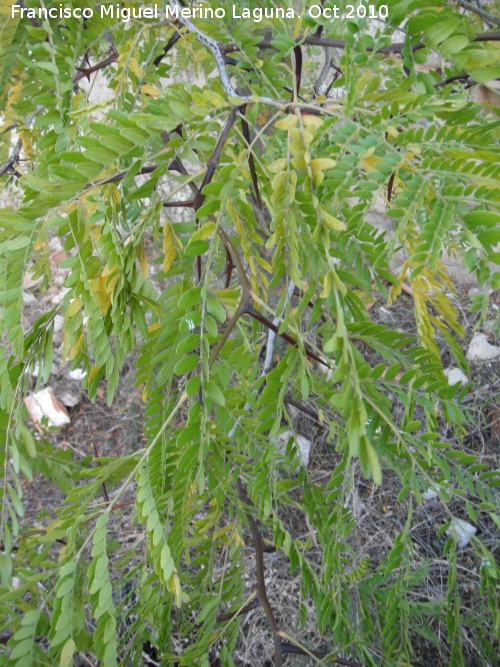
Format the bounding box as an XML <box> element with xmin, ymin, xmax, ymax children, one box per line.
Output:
<box><xmin>1</xmin><ymin>1</ymin><xmax>500</xmax><ymax>665</ymax></box>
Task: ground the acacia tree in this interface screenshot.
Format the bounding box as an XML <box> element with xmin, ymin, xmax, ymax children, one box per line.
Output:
<box><xmin>1</xmin><ymin>0</ymin><xmax>500</xmax><ymax>665</ymax></box>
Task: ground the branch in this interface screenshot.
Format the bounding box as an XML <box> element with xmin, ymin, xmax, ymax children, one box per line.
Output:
<box><xmin>244</xmin><ymin>304</ymin><xmax>334</xmax><ymax>370</ymax></box>
<box><xmin>281</xmin><ymin>642</ymin><xmax>361</xmax><ymax>666</ymax></box>
<box><xmin>195</xmin><ymin>107</ymin><xmax>238</xmax><ymax>209</ymax></box>
<box><xmin>0</xmin><ymin>106</ymin><xmax>44</xmax><ymax>178</ymax></box>
<box><xmin>239</xmin><ymin>105</ymin><xmax>262</xmax><ymax>211</ymax></box>
<box><xmin>457</xmin><ymin>0</ymin><xmax>500</xmax><ymax>26</ymax></box>
<box><xmin>207</xmin><ymin>228</ymin><xmax>252</xmax><ymax>367</ymax></box>
<box><xmin>74</xmin><ymin>48</ymin><xmax>118</xmax><ymax>83</ymax></box>
<box><xmin>154</xmin><ymin>30</ymin><xmax>181</xmax><ymax>66</ymax></box>
<box><xmin>434</xmin><ymin>73</ymin><xmax>471</xmax><ymax>88</ymax></box>
<box><xmin>263</xmin><ymin>282</ymin><xmax>296</xmax><ymax>374</ymax></box>
<box><xmin>167</xmin><ymin>0</ymin><xmax>285</xmax><ymax>105</ymax></box>
<box><xmin>314</xmin><ymin>46</ymin><xmax>333</xmax><ymax>97</ymax></box>
<box><xmin>223</xmin><ymin>30</ymin><xmax>500</xmax><ymax>56</ymax></box>
<box><xmin>237</xmin><ymin>480</ymin><xmax>282</xmax><ymax>667</ymax></box>
<box><xmin>91</xmin><ymin>442</ymin><xmax>110</xmax><ymax>503</ymax></box>
<box><xmin>0</xmin><ymin>138</ymin><xmax>22</xmax><ymax>178</ymax></box>
<box><xmin>215</xmin><ymin>597</ymin><xmax>261</xmax><ymax>623</ymax></box>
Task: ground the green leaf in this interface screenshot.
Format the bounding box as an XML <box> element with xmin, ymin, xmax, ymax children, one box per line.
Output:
<box><xmin>178</xmin><ymin>287</ymin><xmax>202</xmax><ymax>310</ymax></box>
<box><xmin>174</xmin><ymin>354</ymin><xmax>200</xmax><ymax>375</ymax></box>
<box><xmin>203</xmin><ymin>380</ymin><xmax>225</xmax><ymax>405</ymax></box>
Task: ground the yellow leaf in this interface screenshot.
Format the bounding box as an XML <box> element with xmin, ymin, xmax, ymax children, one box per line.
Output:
<box><xmin>148</xmin><ymin>322</ymin><xmax>161</xmax><ymax>334</ymax></box>
<box><xmin>386</xmin><ymin>126</ymin><xmax>399</xmax><ymax>140</ymax></box>
<box><xmin>128</xmin><ymin>57</ymin><xmax>144</xmax><ymax>78</ymax></box>
<box><xmin>301</xmin><ymin>114</ymin><xmax>324</xmax><ymax>132</ymax></box>
<box><xmin>275</xmin><ymin>114</ymin><xmax>299</xmax><ymax>131</ymax></box>
<box><xmin>190</xmin><ymin>222</ymin><xmax>215</xmax><ymax>242</ymax></box>
<box><xmin>360</xmin><ymin>154</ymin><xmax>381</xmax><ymax>171</ymax></box>
<box><xmin>272</xmin><ymin>171</ymin><xmax>287</xmax><ymax>191</ymax></box>
<box><xmin>320</xmin><ymin>208</ymin><xmax>347</xmax><ymax>232</ymax></box>
<box><xmin>268</xmin><ymin>158</ymin><xmax>287</xmax><ymax>174</ymax></box>
<box><xmin>170</xmin><ymin>572</ymin><xmax>181</xmax><ymax>597</ymax></box>
<box><xmin>88</xmin><ymin>365</ymin><xmax>102</xmax><ymax>385</ymax></box>
<box><xmin>320</xmin><ymin>271</ymin><xmax>332</xmax><ymax>299</ymax></box>
<box><xmin>137</xmin><ymin>243</ymin><xmax>149</xmax><ymax>279</ymax></box>
<box><xmin>163</xmin><ymin>220</ymin><xmax>177</xmax><ymax>273</ymax></box>
<box><xmin>89</xmin><ymin>276</ymin><xmax>111</xmax><ymax>315</ymax></box>
<box><xmin>203</xmin><ymin>90</ymin><xmax>227</xmax><ymax>107</ymax></box>
<box><xmin>67</xmin><ymin>297</ymin><xmax>83</xmax><ymax>317</ymax></box>
<box><xmin>68</xmin><ymin>334</ymin><xmax>84</xmax><ymax>361</ymax></box>
<box><xmin>293</xmin><ymin>17</ymin><xmax>302</xmax><ymax>39</ymax></box>
<box><xmin>311</xmin><ymin>158</ymin><xmax>337</xmax><ymax>174</ymax></box>
<box><xmin>140</xmin><ymin>84</ymin><xmax>160</xmax><ymax>97</ymax></box>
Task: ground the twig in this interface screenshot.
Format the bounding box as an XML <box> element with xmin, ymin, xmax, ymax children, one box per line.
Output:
<box><xmin>244</xmin><ymin>303</ymin><xmax>334</xmax><ymax>369</ymax></box>
<box><xmin>0</xmin><ymin>138</ymin><xmax>22</xmax><ymax>178</ymax></box>
<box><xmin>263</xmin><ymin>282</ymin><xmax>296</xmax><ymax>373</ymax></box>
<box><xmin>281</xmin><ymin>642</ymin><xmax>361</xmax><ymax>666</ymax></box>
<box><xmin>195</xmin><ymin>108</ymin><xmax>239</xmax><ymax>209</ymax></box>
<box><xmin>239</xmin><ymin>105</ymin><xmax>262</xmax><ymax>210</ymax></box>
<box><xmin>91</xmin><ymin>442</ymin><xmax>110</xmax><ymax>503</ymax></box>
<box><xmin>167</xmin><ymin>0</ymin><xmax>284</xmax><ymax>105</ymax></box>
<box><xmin>292</xmin><ymin>45</ymin><xmax>303</xmax><ymax>101</ymax></box>
<box><xmin>215</xmin><ymin>597</ymin><xmax>261</xmax><ymax>623</ymax></box>
<box><xmin>314</xmin><ymin>47</ymin><xmax>333</xmax><ymax>97</ymax></box>
<box><xmin>227</xmin><ymin>281</ymin><xmax>295</xmax><ymax>439</ymax></box>
<box><xmin>207</xmin><ymin>229</ymin><xmax>252</xmax><ymax>366</ymax></box>
<box><xmin>222</xmin><ymin>30</ymin><xmax>500</xmax><ymax>56</ymax></box>
<box><xmin>457</xmin><ymin>0</ymin><xmax>500</xmax><ymax>26</ymax></box>
<box><xmin>237</xmin><ymin>480</ymin><xmax>282</xmax><ymax>667</ymax></box>
<box><xmin>284</xmin><ymin>397</ymin><xmax>319</xmax><ymax>421</ymax></box>
<box><xmin>0</xmin><ymin>106</ymin><xmax>44</xmax><ymax>178</ymax></box>
<box><xmin>154</xmin><ymin>30</ymin><xmax>181</xmax><ymax>66</ymax></box>
<box><xmin>74</xmin><ymin>49</ymin><xmax>118</xmax><ymax>83</ymax></box>
<box><xmin>434</xmin><ymin>73</ymin><xmax>471</xmax><ymax>88</ymax></box>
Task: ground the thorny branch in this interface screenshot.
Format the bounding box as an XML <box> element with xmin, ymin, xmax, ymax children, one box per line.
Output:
<box><xmin>74</xmin><ymin>47</ymin><xmax>118</xmax><ymax>83</ymax></box>
<box><xmin>250</xmin><ymin>30</ymin><xmax>500</xmax><ymax>54</ymax></box>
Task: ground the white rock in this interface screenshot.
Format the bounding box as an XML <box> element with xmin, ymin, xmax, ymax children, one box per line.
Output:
<box><xmin>53</xmin><ymin>315</ymin><xmax>64</xmax><ymax>333</ymax></box>
<box><xmin>59</xmin><ymin>392</ymin><xmax>80</xmax><ymax>407</ymax></box>
<box><xmin>422</xmin><ymin>488</ymin><xmax>439</xmax><ymax>501</ymax></box>
<box><xmin>23</xmin><ymin>291</ymin><xmax>36</xmax><ymax>305</ymax></box>
<box><xmin>69</xmin><ymin>368</ymin><xmax>87</xmax><ymax>381</ymax></box>
<box><xmin>50</xmin><ymin>286</ymin><xmax>70</xmax><ymax>305</ymax></box>
<box><xmin>443</xmin><ymin>367</ymin><xmax>468</xmax><ymax>386</ymax></box>
<box><xmin>275</xmin><ymin>430</ymin><xmax>312</xmax><ymax>468</ymax></box>
<box><xmin>446</xmin><ymin>518</ymin><xmax>477</xmax><ymax>548</ymax></box>
<box><xmin>317</xmin><ymin>359</ymin><xmax>333</xmax><ymax>382</ymax></box>
<box><xmin>24</xmin><ymin>388</ymin><xmax>70</xmax><ymax>427</ymax></box>
<box><xmin>468</xmin><ymin>286</ymin><xmax>493</xmax><ymax>298</ymax></box>
<box><xmin>466</xmin><ymin>333</ymin><xmax>500</xmax><ymax>362</ymax></box>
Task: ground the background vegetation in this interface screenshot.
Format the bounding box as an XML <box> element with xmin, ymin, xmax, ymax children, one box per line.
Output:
<box><xmin>1</xmin><ymin>0</ymin><xmax>500</xmax><ymax>665</ymax></box>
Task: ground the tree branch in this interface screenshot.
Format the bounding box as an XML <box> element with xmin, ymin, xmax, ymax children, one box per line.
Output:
<box><xmin>457</xmin><ymin>0</ymin><xmax>500</xmax><ymax>26</ymax></box>
<box><xmin>154</xmin><ymin>30</ymin><xmax>182</xmax><ymax>66</ymax></box>
<box><xmin>74</xmin><ymin>48</ymin><xmax>118</xmax><ymax>83</ymax></box>
<box><xmin>237</xmin><ymin>480</ymin><xmax>282</xmax><ymax>667</ymax></box>
<box><xmin>281</xmin><ymin>642</ymin><xmax>361</xmax><ymax>666</ymax></box>
<box><xmin>223</xmin><ymin>30</ymin><xmax>500</xmax><ymax>56</ymax></box>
